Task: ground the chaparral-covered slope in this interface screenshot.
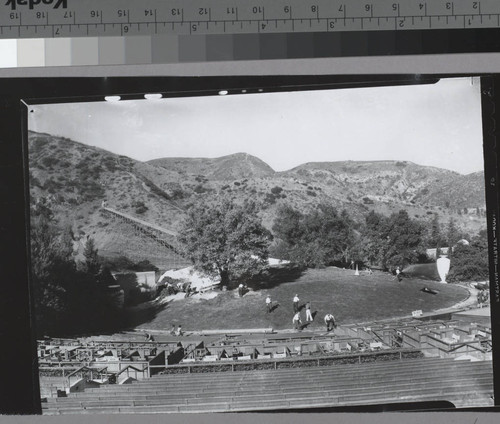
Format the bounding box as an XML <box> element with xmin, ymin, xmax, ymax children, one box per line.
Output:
<box><xmin>28</xmin><ymin>131</ymin><xmax>486</xmax><ymax>269</ymax></box>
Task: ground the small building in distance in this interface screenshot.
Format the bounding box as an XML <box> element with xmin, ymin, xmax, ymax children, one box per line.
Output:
<box><xmin>426</xmin><ymin>247</ymin><xmax>450</xmax><ymax>260</ymax></box>
<box><xmin>426</xmin><ymin>239</ymin><xmax>469</xmax><ymax>260</ymax></box>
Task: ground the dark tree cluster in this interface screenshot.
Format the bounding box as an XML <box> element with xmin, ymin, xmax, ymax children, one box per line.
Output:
<box><xmin>424</xmin><ymin>214</ymin><xmax>469</xmax><ymax>259</ymax></box>
<box><xmin>361</xmin><ymin>210</ymin><xmax>428</xmax><ymax>270</ymax></box>
<box><xmin>272</xmin><ymin>204</ymin><xmax>358</xmax><ymax>268</ymax></box>
<box><xmin>30</xmin><ymin>200</ymin><xmax>122</xmax><ymax>337</ymax></box>
<box><xmin>271</xmin><ymin>206</ymin><xmax>431</xmax><ymax>271</ymax></box>
<box><xmin>447</xmin><ymin>230</ymin><xmax>489</xmax><ymax>283</ymax></box>
<box><xmin>270</xmin><ymin>204</ymin><xmax>489</xmax><ymax>281</ymax></box>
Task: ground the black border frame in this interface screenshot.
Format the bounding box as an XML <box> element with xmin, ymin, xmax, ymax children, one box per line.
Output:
<box><xmin>1</xmin><ymin>74</ymin><xmax>499</xmax><ymax>415</ymax></box>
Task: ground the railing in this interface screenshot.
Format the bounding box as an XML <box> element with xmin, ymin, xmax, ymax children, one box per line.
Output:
<box><xmin>39</xmin><ymin>367</ymin><xmax>80</xmax><ymax>377</ymax></box>
<box><xmin>161</xmin><ymin>348</ymin><xmax>426</xmax><ymax>374</ymax></box>
<box><xmin>181</xmin><ymin>343</ymin><xmax>205</xmax><ymax>361</ymax></box>
<box><xmin>447</xmin><ymin>340</ymin><xmax>489</xmax><ymax>354</ymax></box>
<box><xmin>114</xmin><ymin>365</ymin><xmax>150</xmax><ymax>382</ymax></box>
<box><xmin>102</xmin><ymin>207</ymin><xmax>178</xmax><ymax>237</ymax></box>
<box><xmin>66</xmin><ymin>366</ymin><xmax>110</xmax><ymax>388</ymax></box>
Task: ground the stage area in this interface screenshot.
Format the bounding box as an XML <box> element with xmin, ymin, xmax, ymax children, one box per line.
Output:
<box><xmin>135</xmin><ymin>267</ymin><xmax>470</xmax><ymax>333</ymax></box>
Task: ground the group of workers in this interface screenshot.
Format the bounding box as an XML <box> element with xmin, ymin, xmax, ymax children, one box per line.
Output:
<box><xmin>265</xmin><ymin>293</ymin><xmax>337</xmax><ymax>332</ymax></box>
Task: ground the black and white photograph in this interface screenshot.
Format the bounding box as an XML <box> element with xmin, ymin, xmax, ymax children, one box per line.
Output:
<box><xmin>26</xmin><ymin>76</ymin><xmax>494</xmax><ymax>414</ymax></box>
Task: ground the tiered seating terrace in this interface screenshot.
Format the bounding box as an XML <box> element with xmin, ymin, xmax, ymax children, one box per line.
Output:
<box><xmin>42</xmin><ymin>356</ymin><xmax>493</xmax><ymax>414</ymax></box>
<box><xmin>39</xmin><ymin>315</ymin><xmax>493</xmax><ymax>413</ymax></box>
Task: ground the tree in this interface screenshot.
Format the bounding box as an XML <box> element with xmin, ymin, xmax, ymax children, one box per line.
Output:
<box><xmin>30</xmin><ymin>201</ymin><xmax>70</xmax><ymax>334</ymax></box>
<box><xmin>272</xmin><ymin>203</ymin><xmax>357</xmax><ymax>267</ymax></box>
<box><xmin>360</xmin><ymin>210</ymin><xmax>386</xmax><ymax>266</ymax></box>
<box><xmin>447</xmin><ymin>231</ymin><xmax>489</xmax><ymax>282</ymax></box>
<box><xmin>446</xmin><ymin>218</ymin><xmax>461</xmax><ymax>258</ymax></box>
<box><xmin>427</xmin><ymin>214</ymin><xmax>445</xmax><ymax>248</ymax></box>
<box><xmin>360</xmin><ymin>210</ymin><xmax>427</xmax><ymax>270</ymax></box>
<box><xmin>383</xmin><ymin>210</ymin><xmax>427</xmax><ymax>269</ymax></box>
<box><xmin>178</xmin><ymin>197</ymin><xmax>272</xmax><ymax>286</ymax></box>
<box><xmin>82</xmin><ymin>236</ymin><xmax>100</xmax><ymax>276</ymax></box>
<box><xmin>30</xmin><ymin>201</ymin><xmax>121</xmax><ymax>336</ymax></box>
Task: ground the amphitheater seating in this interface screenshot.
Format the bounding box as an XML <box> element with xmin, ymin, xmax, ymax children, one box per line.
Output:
<box><xmin>42</xmin><ymin>357</ymin><xmax>493</xmax><ymax>414</ymax></box>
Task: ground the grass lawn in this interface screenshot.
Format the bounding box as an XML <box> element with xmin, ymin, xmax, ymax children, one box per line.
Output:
<box><xmin>135</xmin><ymin>266</ymin><xmax>469</xmax><ymax>333</ymax></box>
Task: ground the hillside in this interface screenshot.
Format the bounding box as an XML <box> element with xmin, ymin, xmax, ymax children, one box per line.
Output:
<box><xmin>280</xmin><ymin>160</ymin><xmax>483</xmax><ymax>210</ymax></box>
<box><xmin>28</xmin><ymin>132</ymin><xmax>188</xmax><ymax>269</ymax></box>
<box><xmin>148</xmin><ymin>153</ymin><xmax>275</xmax><ymax>181</ymax></box>
<box><xmin>27</xmin><ymin>131</ymin><xmax>487</xmax><ymax>269</ymax></box>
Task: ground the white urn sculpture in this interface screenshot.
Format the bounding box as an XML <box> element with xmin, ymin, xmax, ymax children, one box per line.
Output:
<box><xmin>436</xmin><ymin>255</ymin><xmax>451</xmax><ymax>283</ymax></box>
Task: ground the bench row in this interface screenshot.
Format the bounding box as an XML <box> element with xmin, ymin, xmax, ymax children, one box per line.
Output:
<box><xmin>74</xmin><ymin>368</ymin><xmax>494</xmax><ymax>398</ymax></box>
<box><xmin>80</xmin><ymin>360</ymin><xmax>492</xmax><ymax>393</ymax></box>
<box><xmin>46</xmin><ymin>374</ymin><xmax>493</xmax><ymax>407</ymax></box>
<box><xmin>43</xmin><ymin>385</ymin><xmax>494</xmax><ymax>414</ymax></box>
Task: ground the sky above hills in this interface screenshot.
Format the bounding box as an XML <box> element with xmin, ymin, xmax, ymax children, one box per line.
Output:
<box><xmin>29</xmin><ymin>77</ymin><xmax>483</xmax><ymax>175</ymax></box>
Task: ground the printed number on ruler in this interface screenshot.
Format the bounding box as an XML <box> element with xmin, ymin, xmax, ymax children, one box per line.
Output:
<box><xmin>0</xmin><ymin>0</ymin><xmax>499</xmax><ymax>38</ymax></box>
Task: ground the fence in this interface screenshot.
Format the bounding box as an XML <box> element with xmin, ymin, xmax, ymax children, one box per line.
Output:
<box><xmin>157</xmin><ymin>348</ymin><xmax>425</xmax><ymax>374</ymax></box>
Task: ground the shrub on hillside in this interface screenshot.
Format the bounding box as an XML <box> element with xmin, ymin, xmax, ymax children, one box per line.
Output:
<box><xmin>29</xmin><ymin>173</ymin><xmax>42</xmax><ymax>188</ymax></box>
<box><xmin>102</xmin><ymin>157</ymin><xmax>118</xmax><ymax>172</ymax></box>
<box><xmin>135</xmin><ymin>205</ymin><xmax>148</xmax><ymax>214</ymax></box>
<box><xmin>132</xmin><ymin>200</ymin><xmax>148</xmax><ymax>214</ymax></box>
<box><xmin>193</xmin><ymin>184</ymin><xmax>206</xmax><ymax>194</ymax></box>
<box><xmin>271</xmin><ymin>186</ymin><xmax>283</xmax><ymax>195</ymax></box>
<box><xmin>265</xmin><ymin>193</ymin><xmax>277</xmax><ymax>204</ymax></box>
<box><xmin>41</xmin><ymin>156</ymin><xmax>59</xmax><ymax>168</ymax></box>
<box><xmin>43</xmin><ymin>178</ymin><xmax>64</xmax><ymax>194</ymax></box>
<box><xmin>30</xmin><ymin>137</ymin><xmax>46</xmax><ymax>155</ymax></box>
<box><xmin>80</xmin><ymin>179</ymin><xmax>105</xmax><ymax>201</ymax></box>
<box><xmin>362</xmin><ymin>197</ymin><xmax>373</xmax><ymax>204</ymax></box>
<box><xmin>170</xmin><ymin>188</ymin><xmax>185</xmax><ymax>199</ymax></box>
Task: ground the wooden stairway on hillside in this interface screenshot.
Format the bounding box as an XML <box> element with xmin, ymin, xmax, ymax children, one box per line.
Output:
<box><xmin>42</xmin><ymin>357</ymin><xmax>494</xmax><ymax>414</ymax></box>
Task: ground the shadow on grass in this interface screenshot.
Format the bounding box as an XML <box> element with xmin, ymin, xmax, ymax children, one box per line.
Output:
<box><xmin>120</xmin><ymin>301</ymin><xmax>169</xmax><ymax>330</ymax></box>
<box><xmin>57</xmin><ymin>301</ymin><xmax>169</xmax><ymax>338</ymax></box>
<box><xmin>300</xmin><ymin>322</ymin><xmax>311</xmax><ymax>330</ymax></box>
<box><xmin>269</xmin><ymin>303</ymin><xmax>280</xmax><ymax>313</ymax></box>
<box><xmin>245</xmin><ymin>264</ymin><xmax>305</xmax><ymax>291</ymax></box>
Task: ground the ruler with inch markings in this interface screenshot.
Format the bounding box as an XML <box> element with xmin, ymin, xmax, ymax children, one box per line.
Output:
<box><xmin>2</xmin><ymin>0</ymin><xmax>500</xmax><ymax>67</ymax></box>
<box><xmin>2</xmin><ymin>0</ymin><xmax>500</xmax><ymax>38</ymax></box>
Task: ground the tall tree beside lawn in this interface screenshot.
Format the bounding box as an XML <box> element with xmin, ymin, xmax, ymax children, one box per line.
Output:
<box><xmin>447</xmin><ymin>230</ymin><xmax>489</xmax><ymax>282</ymax></box>
<box><xmin>82</xmin><ymin>236</ymin><xmax>100</xmax><ymax>276</ymax></box>
<box><xmin>427</xmin><ymin>214</ymin><xmax>445</xmax><ymax>248</ymax></box>
<box><xmin>384</xmin><ymin>210</ymin><xmax>427</xmax><ymax>269</ymax></box>
<box><xmin>272</xmin><ymin>203</ymin><xmax>357</xmax><ymax>267</ymax></box>
<box><xmin>178</xmin><ymin>197</ymin><xmax>272</xmax><ymax>286</ymax></box>
<box><xmin>446</xmin><ymin>218</ymin><xmax>462</xmax><ymax>257</ymax></box>
<box><xmin>30</xmin><ymin>202</ymin><xmax>69</xmax><ymax>335</ymax></box>
<box><xmin>361</xmin><ymin>210</ymin><xmax>388</xmax><ymax>267</ymax></box>
<box><xmin>361</xmin><ymin>210</ymin><xmax>427</xmax><ymax>270</ymax></box>
<box><xmin>30</xmin><ymin>200</ymin><xmax>121</xmax><ymax>336</ymax></box>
